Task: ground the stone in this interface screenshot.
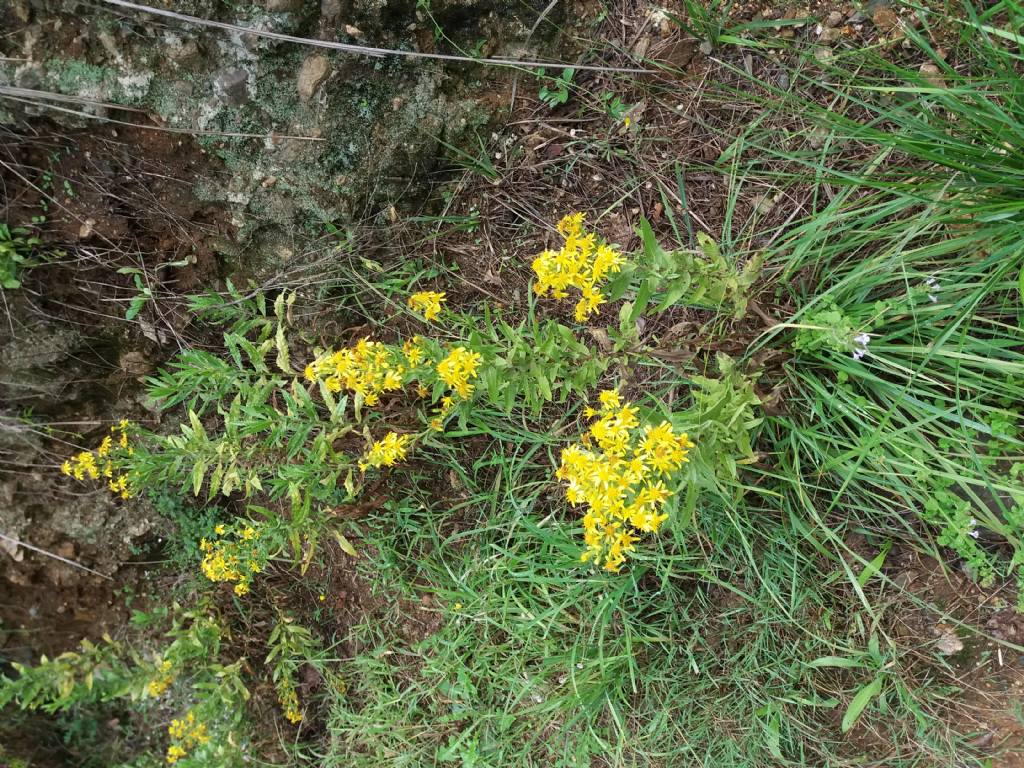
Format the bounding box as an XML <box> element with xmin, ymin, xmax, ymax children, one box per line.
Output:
<box><xmin>14</xmin><ymin>62</ymin><xmax>43</xmax><ymax>90</ymax></box>
<box><xmin>321</xmin><ymin>0</ymin><xmax>342</xmax><ymax>21</ymax></box>
<box><xmin>213</xmin><ymin>68</ymin><xmax>250</xmax><ymax>107</ymax></box>
<box><xmin>819</xmin><ymin>27</ymin><xmax>842</xmax><ymax>43</ymax></box>
<box><xmin>919</xmin><ymin>63</ymin><xmax>946</xmax><ymax>89</ymax></box>
<box><xmin>872</xmin><ymin>7</ymin><xmax>899</xmax><ymax>32</ymax></box>
<box><xmin>824</xmin><ymin>11</ymin><xmax>844</xmax><ymax>27</ymax></box>
<box><xmin>933</xmin><ymin>627</ymin><xmax>964</xmax><ymax>656</ymax></box>
<box><xmin>266</xmin><ymin>0</ymin><xmax>303</xmax><ymax>11</ymax></box>
<box><xmin>656</xmin><ymin>39</ymin><xmax>696</xmax><ymax>69</ymax></box>
<box><xmin>297</xmin><ymin>54</ymin><xmax>330</xmax><ymax>101</ymax></box>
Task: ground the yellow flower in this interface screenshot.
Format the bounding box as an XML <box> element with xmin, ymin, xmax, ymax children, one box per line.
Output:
<box><xmin>437</xmin><ymin>347</ymin><xmax>482</xmax><ymax>399</ymax></box>
<box><xmin>200</xmin><ymin>524</ymin><xmax>266</xmax><ymax>594</ymax></box>
<box><xmin>166</xmin><ymin>745</ymin><xmax>186</xmax><ymax>764</ymax></box>
<box><xmin>166</xmin><ymin>709</ymin><xmax>208</xmax><ymax>763</ymax></box>
<box><xmin>598</xmin><ymin>389</ymin><xmax>621</xmax><ymax>409</ymax></box>
<box><xmin>278</xmin><ymin>678</ymin><xmax>303</xmax><ymax>724</ymax></box>
<box><xmin>556</xmin><ymin>392</ymin><xmax>695</xmax><ymax>572</ymax></box>
<box><xmin>358</xmin><ymin>431</ymin><xmax>413</xmax><ymax>472</ymax></box>
<box><xmin>214</xmin><ymin>524</ymin><xmax>226</xmax><ymax>535</ymax></box>
<box><xmin>63</xmin><ymin>427</ymin><xmax>133</xmax><ymax>497</ymax></box>
<box><xmin>533</xmin><ymin>213</ymin><xmax>624</xmax><ymax>322</ymax></box>
<box><xmin>404</xmin><ymin>336</ymin><xmax>425</xmax><ymax>367</ymax></box>
<box><xmin>147</xmin><ymin>659</ymin><xmax>174</xmax><ymax>697</ymax></box>
<box><xmin>408</xmin><ymin>291</ymin><xmax>446</xmax><ymax>321</ymax></box>
<box><xmin>306</xmin><ymin>337</ymin><xmax>405</xmax><ymax>408</ymax></box>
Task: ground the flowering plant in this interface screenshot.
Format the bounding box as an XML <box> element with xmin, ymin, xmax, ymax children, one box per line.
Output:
<box><xmin>557</xmin><ymin>390</ymin><xmax>694</xmax><ymax>571</ymax></box>
<box><xmin>532</xmin><ymin>212</ymin><xmax>625</xmax><ymax>322</ymax></box>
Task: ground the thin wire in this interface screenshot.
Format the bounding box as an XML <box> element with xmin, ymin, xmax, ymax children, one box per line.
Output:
<box><xmin>98</xmin><ymin>0</ymin><xmax>658</xmax><ymax>75</ymax></box>
<box><xmin>0</xmin><ymin>85</ymin><xmax>148</xmax><ymax>112</ymax></box>
<box><xmin>0</xmin><ymin>89</ymin><xmax>326</xmax><ymax>141</ymax></box>
<box><xmin>0</xmin><ymin>532</ymin><xmax>113</xmax><ymax>580</ymax></box>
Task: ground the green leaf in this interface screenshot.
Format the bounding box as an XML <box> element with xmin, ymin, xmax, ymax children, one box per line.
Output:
<box><xmin>191</xmin><ymin>461</ymin><xmax>206</xmax><ymax>497</ymax></box>
<box><xmin>276</xmin><ymin>322</ymin><xmax>292</xmax><ymax>374</ymax></box>
<box><xmin>125</xmin><ymin>295</ymin><xmax>147</xmax><ymax>321</ymax></box>
<box><xmin>842</xmin><ymin>676</ymin><xmax>883</xmax><ymax>733</ymax></box>
<box><xmin>656</xmin><ymin>274</ymin><xmax>692</xmax><ymax>312</ymax></box>
<box><xmin>764</xmin><ymin>710</ymin><xmax>782</xmax><ymax>760</ymax></box>
<box><xmin>334</xmin><ymin>531</ymin><xmax>358</xmax><ymax>558</ymax></box>
<box><xmin>808</xmin><ymin>656</ymin><xmax>864</xmax><ymax>669</ymax></box>
<box><xmin>628</xmin><ymin>278</ymin><xmax>654</xmax><ymax>323</ymax></box>
<box><xmin>697</xmin><ymin>231</ymin><xmax>722</xmax><ymax>262</ymax></box>
<box><xmin>604</xmin><ymin>264</ymin><xmax>635</xmax><ymax>302</ymax></box>
<box><xmin>856</xmin><ymin>541</ymin><xmax>891</xmax><ymax>588</ymax></box>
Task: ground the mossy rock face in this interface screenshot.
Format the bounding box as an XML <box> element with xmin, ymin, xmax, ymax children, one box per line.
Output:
<box><xmin>1</xmin><ymin>0</ymin><xmax>561</xmax><ymax>275</ymax></box>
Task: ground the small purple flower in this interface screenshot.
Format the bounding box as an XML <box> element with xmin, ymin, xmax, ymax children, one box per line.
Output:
<box><xmin>851</xmin><ymin>332</ymin><xmax>870</xmax><ymax>360</ymax></box>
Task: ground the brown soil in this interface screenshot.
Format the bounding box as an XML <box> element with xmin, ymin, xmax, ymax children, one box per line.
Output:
<box><xmin>0</xmin><ymin>120</ymin><xmax>230</xmax><ymax>698</ymax></box>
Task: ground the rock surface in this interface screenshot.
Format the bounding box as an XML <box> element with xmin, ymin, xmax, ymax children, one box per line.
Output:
<box><xmin>297</xmin><ymin>53</ymin><xmax>330</xmax><ymax>101</ymax></box>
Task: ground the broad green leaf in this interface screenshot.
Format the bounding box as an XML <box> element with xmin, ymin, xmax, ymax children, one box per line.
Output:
<box><xmin>125</xmin><ymin>295</ymin><xmax>147</xmax><ymax>321</ymax></box>
<box><xmin>842</xmin><ymin>676</ymin><xmax>883</xmax><ymax>733</ymax></box>
<box><xmin>191</xmin><ymin>461</ymin><xmax>206</xmax><ymax>497</ymax></box>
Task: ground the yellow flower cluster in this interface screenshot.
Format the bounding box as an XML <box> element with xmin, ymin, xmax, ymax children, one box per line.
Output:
<box><xmin>147</xmin><ymin>659</ymin><xmax>174</xmax><ymax>697</ymax></box>
<box><xmin>60</xmin><ymin>420</ymin><xmax>134</xmax><ymax>499</ymax></box>
<box><xmin>304</xmin><ymin>338</ymin><xmax>406</xmax><ymax>406</ymax></box>
<box><xmin>532</xmin><ymin>212</ymin><xmax>625</xmax><ymax>322</ymax></box>
<box><xmin>199</xmin><ymin>524</ymin><xmax>264</xmax><ymax>596</ymax></box>
<box><xmin>436</xmin><ymin>346</ymin><xmax>482</xmax><ymax>399</ymax></box>
<box><xmin>407</xmin><ymin>291</ymin><xmax>446</xmax><ymax>321</ymax></box>
<box><xmin>278</xmin><ymin>677</ymin><xmax>303</xmax><ymax>724</ymax></box>
<box><xmin>403</xmin><ymin>336</ymin><xmax>426</xmax><ymax>367</ymax></box>
<box><xmin>358</xmin><ymin>431</ymin><xmax>412</xmax><ymax>472</ymax></box>
<box><xmin>429</xmin><ymin>395</ymin><xmax>456</xmax><ymax>432</ymax></box>
<box><xmin>556</xmin><ymin>390</ymin><xmax>694</xmax><ymax>572</ymax></box>
<box><xmin>166</xmin><ymin>710</ymin><xmax>209</xmax><ymax>764</ymax></box>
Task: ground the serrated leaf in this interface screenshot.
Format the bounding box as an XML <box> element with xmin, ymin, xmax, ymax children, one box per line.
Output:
<box><xmin>188</xmin><ymin>410</ymin><xmax>205</xmax><ymax>438</ymax></box>
<box><xmin>276</xmin><ymin>322</ymin><xmax>292</xmax><ymax>374</ymax></box>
